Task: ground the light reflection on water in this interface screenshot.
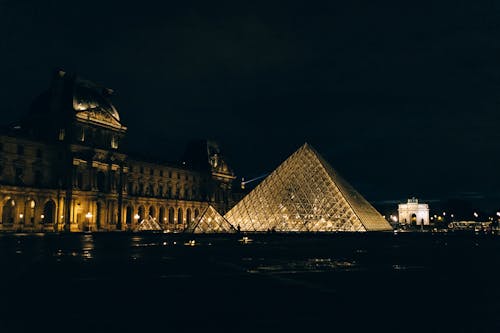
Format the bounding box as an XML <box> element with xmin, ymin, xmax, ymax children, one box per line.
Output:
<box><xmin>246</xmin><ymin>258</ymin><xmax>358</xmax><ymax>274</ymax></box>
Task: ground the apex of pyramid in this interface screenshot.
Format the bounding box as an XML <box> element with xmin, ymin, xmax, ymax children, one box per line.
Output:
<box><xmin>299</xmin><ymin>142</ymin><xmax>320</xmax><ymax>156</ymax></box>
<box><xmin>300</xmin><ymin>142</ymin><xmax>313</xmax><ymax>151</ymax></box>
<box><xmin>224</xmin><ymin>142</ymin><xmax>392</xmax><ymax>232</ymax></box>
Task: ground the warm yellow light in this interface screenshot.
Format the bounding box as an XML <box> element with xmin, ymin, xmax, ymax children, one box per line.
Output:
<box><xmin>30</xmin><ymin>200</ymin><xmax>35</xmax><ymax>209</ymax></box>
<box><xmin>85</xmin><ymin>212</ymin><xmax>92</xmax><ymax>219</ymax></box>
<box><xmin>40</xmin><ymin>214</ymin><xmax>45</xmax><ymax>219</ymax></box>
<box><xmin>134</xmin><ymin>214</ymin><xmax>140</xmax><ymax>220</ymax></box>
<box><xmin>19</xmin><ymin>214</ymin><xmax>23</xmax><ymax>219</ymax></box>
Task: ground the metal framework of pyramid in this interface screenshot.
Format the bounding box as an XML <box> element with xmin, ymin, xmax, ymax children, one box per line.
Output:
<box><xmin>135</xmin><ymin>215</ymin><xmax>162</xmax><ymax>231</ymax></box>
<box><xmin>224</xmin><ymin>143</ymin><xmax>392</xmax><ymax>232</ymax></box>
<box><xmin>185</xmin><ymin>205</ymin><xmax>236</xmax><ymax>234</ymax></box>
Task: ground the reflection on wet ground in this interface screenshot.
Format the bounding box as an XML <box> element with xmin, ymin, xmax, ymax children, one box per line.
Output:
<box><xmin>1</xmin><ymin>232</ymin><xmax>500</xmax><ymax>332</ymax></box>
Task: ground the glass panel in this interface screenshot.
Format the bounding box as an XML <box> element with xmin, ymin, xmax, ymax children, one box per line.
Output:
<box><xmin>224</xmin><ymin>144</ymin><xmax>392</xmax><ymax>232</ymax></box>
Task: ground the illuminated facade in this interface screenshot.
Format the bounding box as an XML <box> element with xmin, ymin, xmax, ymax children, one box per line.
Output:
<box><xmin>0</xmin><ymin>71</ymin><xmax>235</xmax><ymax>232</ymax></box>
<box><xmin>398</xmin><ymin>198</ymin><xmax>429</xmax><ymax>226</ymax></box>
<box><xmin>224</xmin><ymin>144</ymin><xmax>392</xmax><ymax>232</ymax></box>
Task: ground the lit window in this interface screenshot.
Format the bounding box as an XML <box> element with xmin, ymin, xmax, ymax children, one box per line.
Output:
<box><xmin>58</xmin><ymin>129</ymin><xmax>65</xmax><ymax>141</ymax></box>
<box><xmin>111</xmin><ymin>136</ymin><xmax>118</xmax><ymax>149</ymax></box>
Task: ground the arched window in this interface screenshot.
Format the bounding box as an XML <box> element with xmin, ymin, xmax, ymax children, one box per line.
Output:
<box><xmin>138</xmin><ymin>206</ymin><xmax>145</xmax><ymax>221</ymax></box>
<box><xmin>25</xmin><ymin>200</ymin><xmax>35</xmax><ymax>224</ymax></box>
<box><xmin>168</xmin><ymin>207</ymin><xmax>175</xmax><ymax>224</ymax></box>
<box><xmin>2</xmin><ymin>199</ymin><xmax>15</xmax><ymax>224</ymax></box>
<box><xmin>148</xmin><ymin>206</ymin><xmax>155</xmax><ymax>219</ymax></box>
<box><xmin>194</xmin><ymin>209</ymin><xmax>200</xmax><ymax>218</ymax></box>
<box><xmin>125</xmin><ymin>206</ymin><xmax>132</xmax><ymax>225</ymax></box>
<box><xmin>177</xmin><ymin>208</ymin><xmax>183</xmax><ymax>224</ymax></box>
<box><xmin>159</xmin><ymin>206</ymin><xmax>165</xmax><ymax>224</ymax></box>
<box><xmin>186</xmin><ymin>208</ymin><xmax>192</xmax><ymax>225</ymax></box>
<box><xmin>43</xmin><ymin>200</ymin><xmax>56</xmax><ymax>224</ymax></box>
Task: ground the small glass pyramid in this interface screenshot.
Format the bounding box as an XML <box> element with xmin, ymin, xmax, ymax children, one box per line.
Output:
<box><xmin>135</xmin><ymin>215</ymin><xmax>163</xmax><ymax>231</ymax></box>
<box><xmin>224</xmin><ymin>143</ymin><xmax>392</xmax><ymax>232</ymax></box>
<box><xmin>186</xmin><ymin>205</ymin><xmax>236</xmax><ymax>234</ymax></box>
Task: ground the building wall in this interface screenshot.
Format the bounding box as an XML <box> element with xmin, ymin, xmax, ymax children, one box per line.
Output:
<box><xmin>398</xmin><ymin>200</ymin><xmax>430</xmax><ymax>226</ymax></box>
<box><xmin>0</xmin><ymin>71</ymin><xmax>235</xmax><ymax>232</ymax></box>
<box><xmin>0</xmin><ymin>134</ymin><xmax>226</xmax><ymax>232</ymax></box>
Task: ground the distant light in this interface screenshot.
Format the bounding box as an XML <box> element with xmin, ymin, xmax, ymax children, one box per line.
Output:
<box><xmin>85</xmin><ymin>212</ymin><xmax>92</xmax><ymax>219</ymax></box>
<box><xmin>134</xmin><ymin>214</ymin><xmax>140</xmax><ymax>220</ymax></box>
<box><xmin>19</xmin><ymin>214</ymin><xmax>23</xmax><ymax>219</ymax></box>
<box><xmin>40</xmin><ymin>214</ymin><xmax>45</xmax><ymax>219</ymax></box>
<box><xmin>473</xmin><ymin>212</ymin><xmax>479</xmax><ymax>218</ymax></box>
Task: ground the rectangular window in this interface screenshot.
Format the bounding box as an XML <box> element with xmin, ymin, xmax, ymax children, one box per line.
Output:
<box><xmin>58</xmin><ymin>129</ymin><xmax>65</xmax><ymax>141</ymax></box>
<box><xmin>15</xmin><ymin>168</ymin><xmax>24</xmax><ymax>185</ymax></box>
<box><xmin>111</xmin><ymin>136</ymin><xmax>118</xmax><ymax>149</ymax></box>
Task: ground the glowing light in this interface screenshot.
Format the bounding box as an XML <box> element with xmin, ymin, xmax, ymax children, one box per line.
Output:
<box><xmin>85</xmin><ymin>212</ymin><xmax>92</xmax><ymax>219</ymax></box>
<box><xmin>19</xmin><ymin>214</ymin><xmax>23</xmax><ymax>219</ymax></box>
<box><xmin>134</xmin><ymin>214</ymin><xmax>140</xmax><ymax>220</ymax></box>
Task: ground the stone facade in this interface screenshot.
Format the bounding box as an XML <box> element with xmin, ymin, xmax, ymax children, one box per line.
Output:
<box><xmin>0</xmin><ymin>70</ymin><xmax>235</xmax><ymax>232</ymax></box>
<box><xmin>398</xmin><ymin>197</ymin><xmax>430</xmax><ymax>226</ymax></box>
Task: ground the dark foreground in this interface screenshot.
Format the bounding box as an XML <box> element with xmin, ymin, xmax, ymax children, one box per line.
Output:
<box><xmin>1</xmin><ymin>232</ymin><xmax>499</xmax><ymax>333</ymax></box>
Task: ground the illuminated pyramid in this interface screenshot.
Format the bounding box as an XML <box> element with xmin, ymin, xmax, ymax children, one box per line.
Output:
<box><xmin>186</xmin><ymin>205</ymin><xmax>236</xmax><ymax>233</ymax></box>
<box><xmin>135</xmin><ymin>215</ymin><xmax>162</xmax><ymax>231</ymax></box>
<box><xmin>224</xmin><ymin>143</ymin><xmax>392</xmax><ymax>232</ymax></box>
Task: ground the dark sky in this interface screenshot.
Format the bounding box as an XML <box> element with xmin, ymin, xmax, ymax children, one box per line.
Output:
<box><xmin>1</xmin><ymin>0</ymin><xmax>499</xmax><ymax>208</ymax></box>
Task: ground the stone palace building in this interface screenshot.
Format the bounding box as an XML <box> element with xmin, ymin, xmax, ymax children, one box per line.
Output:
<box><xmin>0</xmin><ymin>70</ymin><xmax>235</xmax><ymax>232</ymax></box>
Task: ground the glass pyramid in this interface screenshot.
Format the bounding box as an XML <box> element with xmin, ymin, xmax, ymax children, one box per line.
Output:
<box><xmin>185</xmin><ymin>205</ymin><xmax>236</xmax><ymax>234</ymax></box>
<box><xmin>224</xmin><ymin>143</ymin><xmax>392</xmax><ymax>232</ymax></box>
<box><xmin>135</xmin><ymin>215</ymin><xmax>163</xmax><ymax>231</ymax></box>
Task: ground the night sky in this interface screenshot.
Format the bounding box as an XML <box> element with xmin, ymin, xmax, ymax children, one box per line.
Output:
<box><xmin>1</xmin><ymin>0</ymin><xmax>499</xmax><ymax>209</ymax></box>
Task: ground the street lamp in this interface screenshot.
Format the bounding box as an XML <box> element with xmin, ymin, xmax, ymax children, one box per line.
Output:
<box><xmin>85</xmin><ymin>212</ymin><xmax>93</xmax><ymax>232</ymax></box>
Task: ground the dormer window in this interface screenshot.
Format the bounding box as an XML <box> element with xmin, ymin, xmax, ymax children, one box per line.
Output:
<box><xmin>58</xmin><ymin>129</ymin><xmax>65</xmax><ymax>141</ymax></box>
<box><xmin>111</xmin><ymin>136</ymin><xmax>118</xmax><ymax>149</ymax></box>
<box><xmin>78</xmin><ymin>128</ymin><xmax>85</xmax><ymax>142</ymax></box>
